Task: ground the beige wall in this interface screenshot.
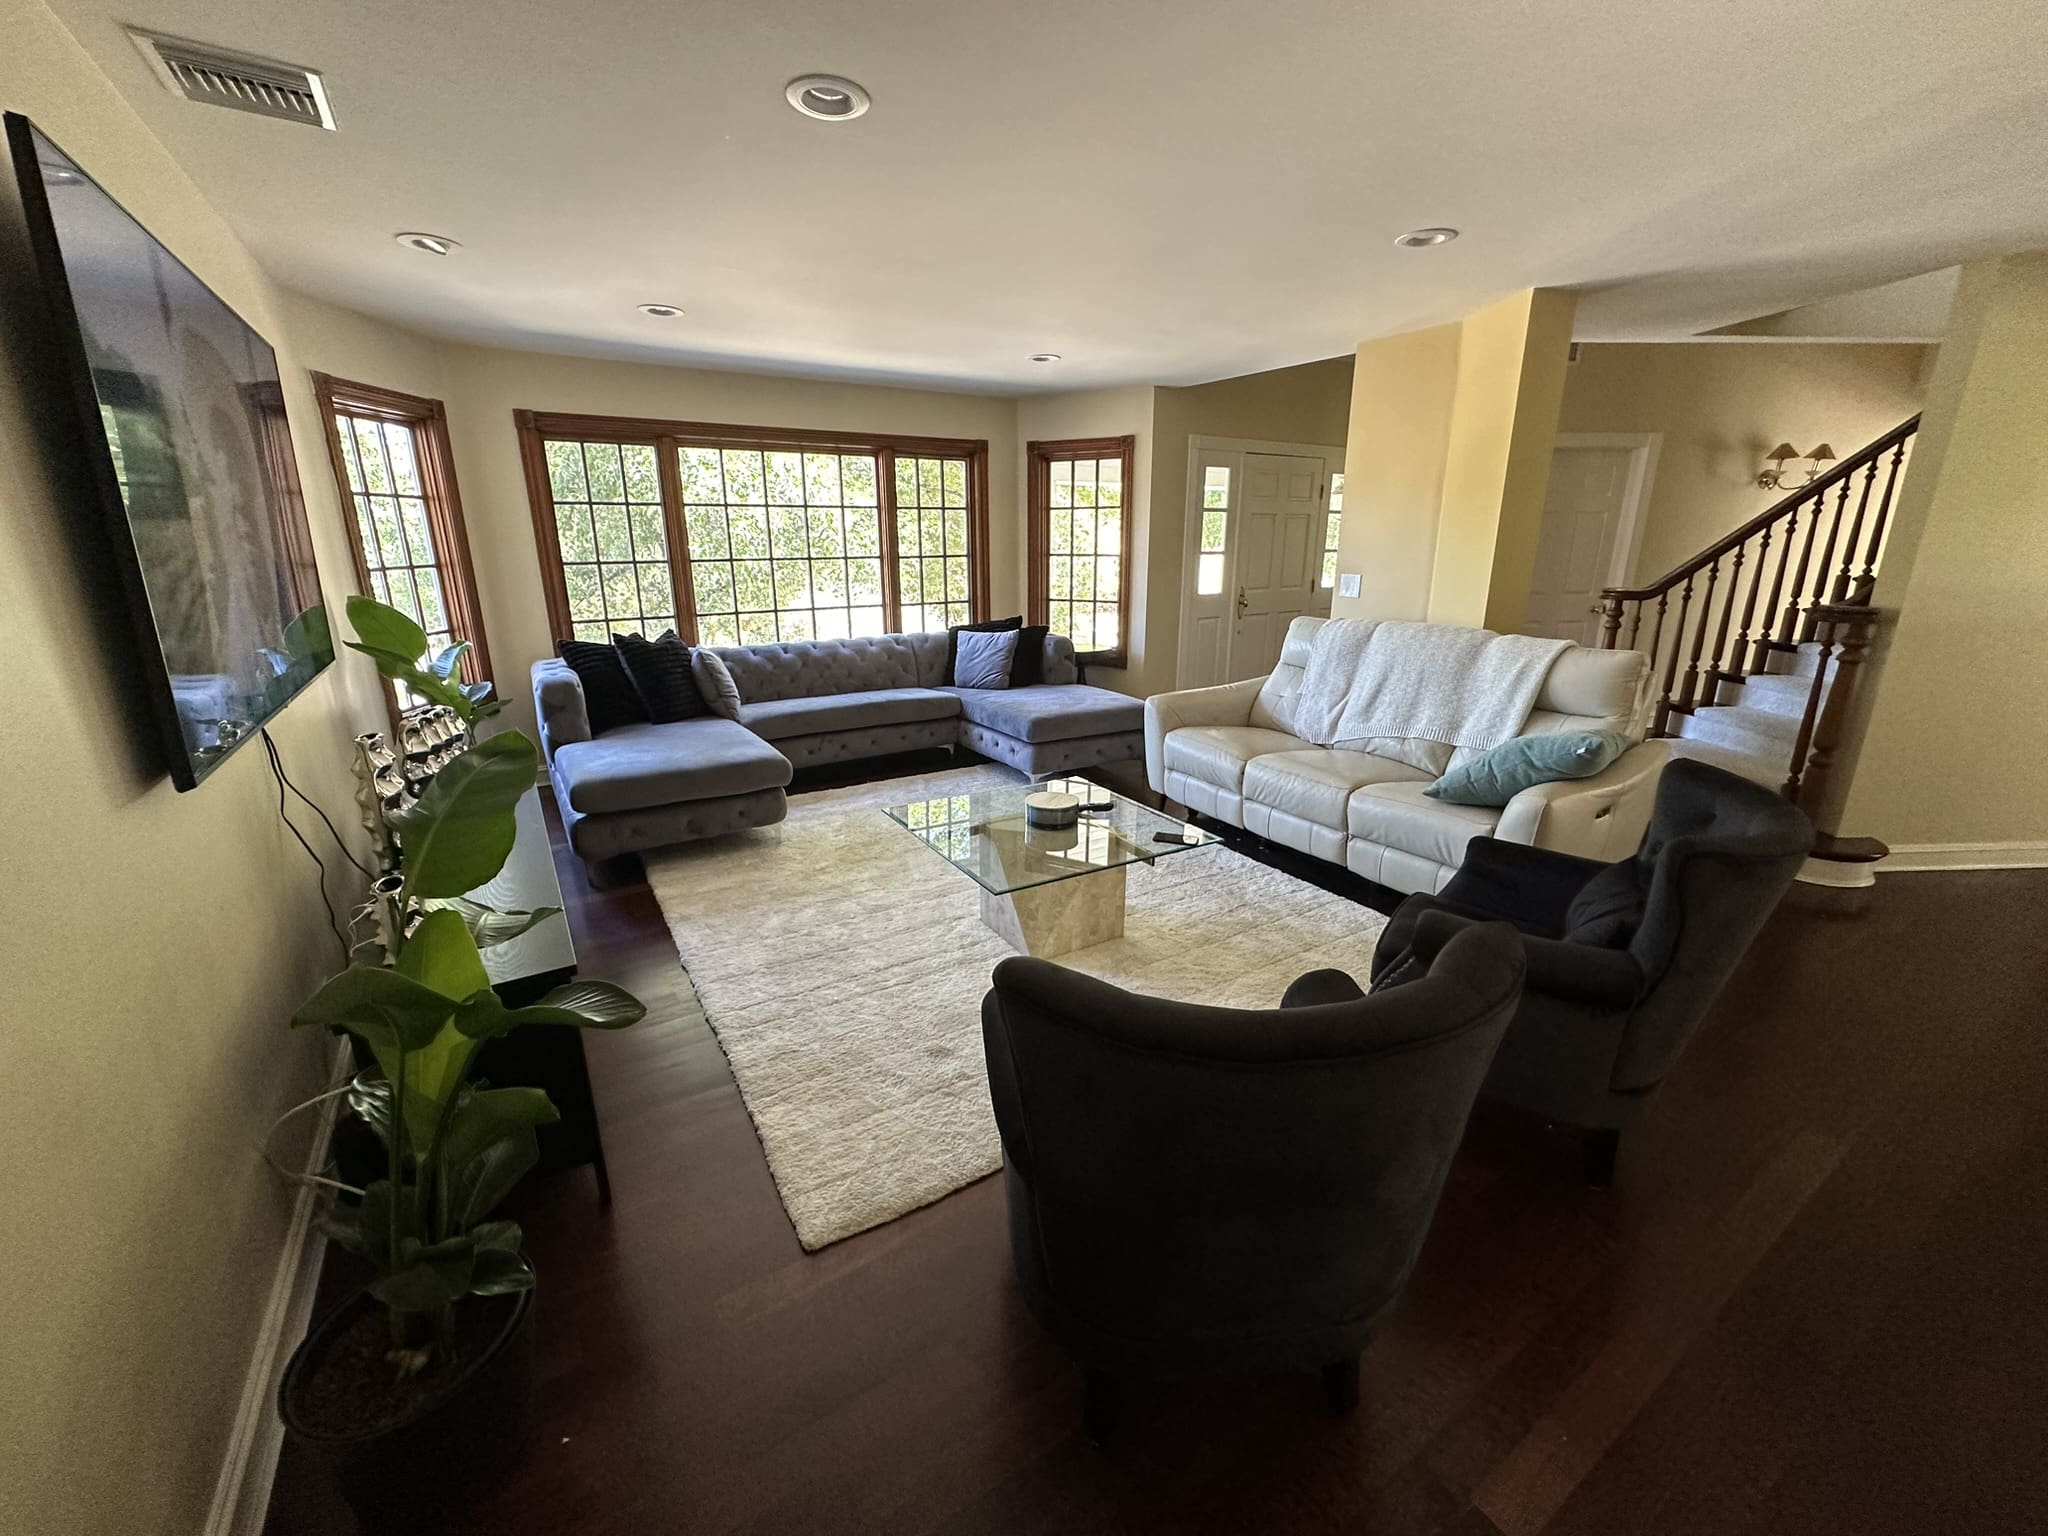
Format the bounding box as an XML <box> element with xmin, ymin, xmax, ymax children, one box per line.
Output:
<box><xmin>1838</xmin><ymin>254</ymin><xmax>2048</xmax><ymax>851</ymax></box>
<box><xmin>1140</xmin><ymin>355</ymin><xmax>1354</xmax><ymax>695</ymax></box>
<box><xmin>1014</xmin><ymin>385</ymin><xmax>1155</xmax><ymax>692</ymax></box>
<box><xmin>0</xmin><ymin>8</ymin><xmax>415</xmax><ymax>1534</ymax></box>
<box><xmin>432</xmin><ymin>345</ymin><xmax>1019</xmax><ymax>736</ymax></box>
<box><xmin>1427</xmin><ymin>288</ymin><xmax>1578</xmax><ymax>631</ymax></box>
<box><xmin>1558</xmin><ymin>342</ymin><xmax>1932</xmax><ymax>586</ymax></box>
<box><xmin>1330</xmin><ymin>324</ymin><xmax>1462</xmax><ymax>622</ymax></box>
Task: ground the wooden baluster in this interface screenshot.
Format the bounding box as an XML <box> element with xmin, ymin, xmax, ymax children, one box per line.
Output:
<box><xmin>1826</xmin><ymin>462</ymin><xmax>1875</xmax><ymax>614</ymax></box>
<box><xmin>1645</xmin><ymin>590</ymin><xmax>1669</xmax><ymax>675</ymax></box>
<box><xmin>1773</xmin><ymin>487</ymin><xmax>1831</xmax><ymax>650</ymax></box>
<box><xmin>1598</xmin><ymin>593</ymin><xmax>1624</xmax><ymax>650</ymax></box>
<box><xmin>1710</xmin><ymin>539</ymin><xmax>1747</xmax><ymax>691</ymax></box>
<box><xmin>1753</xmin><ymin>496</ymin><xmax>1803</xmax><ymax>671</ymax></box>
<box><xmin>1783</xmin><ymin>603</ymin><xmax>1878</xmax><ymax>813</ymax></box>
<box><xmin>1730</xmin><ymin>523</ymin><xmax>1771</xmax><ymax>679</ymax></box>
<box><xmin>1847</xmin><ymin>437</ymin><xmax>1909</xmax><ymax>603</ymax></box>
<box><xmin>1676</xmin><ymin>560</ymin><xmax>1720</xmax><ymax>713</ymax></box>
<box><xmin>1625</xmin><ymin>598</ymin><xmax>1644</xmax><ymax>651</ymax></box>
<box><xmin>1653</xmin><ymin>572</ymin><xmax>1692</xmax><ymax>734</ymax></box>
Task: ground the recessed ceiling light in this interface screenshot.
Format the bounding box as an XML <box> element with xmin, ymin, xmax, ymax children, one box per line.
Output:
<box><xmin>786</xmin><ymin>74</ymin><xmax>871</xmax><ymax>121</ymax></box>
<box><xmin>395</xmin><ymin>231</ymin><xmax>460</xmax><ymax>255</ymax></box>
<box><xmin>1028</xmin><ymin>353</ymin><xmax>1062</xmax><ymax>364</ymax></box>
<box><xmin>637</xmin><ymin>303</ymin><xmax>684</xmax><ymax>318</ymax></box>
<box><xmin>1393</xmin><ymin>227</ymin><xmax>1459</xmax><ymax>249</ymax></box>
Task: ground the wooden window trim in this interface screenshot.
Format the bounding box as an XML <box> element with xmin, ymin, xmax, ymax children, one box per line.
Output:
<box><xmin>312</xmin><ymin>374</ymin><xmax>495</xmax><ymax>701</ymax></box>
<box><xmin>515</xmin><ymin>409</ymin><xmax>991</xmax><ymax>645</ymax></box>
<box><xmin>1027</xmin><ymin>434</ymin><xmax>1136</xmax><ymax>668</ymax></box>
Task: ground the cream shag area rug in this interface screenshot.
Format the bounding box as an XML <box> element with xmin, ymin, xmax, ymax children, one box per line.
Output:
<box><xmin>645</xmin><ymin>764</ymin><xmax>1387</xmax><ymax>1250</ymax></box>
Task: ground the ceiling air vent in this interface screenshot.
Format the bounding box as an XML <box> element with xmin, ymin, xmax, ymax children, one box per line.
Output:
<box><xmin>128</xmin><ymin>31</ymin><xmax>336</xmax><ymax>130</ymax></box>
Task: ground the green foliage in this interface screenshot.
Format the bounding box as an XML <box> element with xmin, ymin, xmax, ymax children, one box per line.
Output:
<box><xmin>291</xmin><ymin>598</ymin><xmax>647</xmax><ymax>1366</ymax></box>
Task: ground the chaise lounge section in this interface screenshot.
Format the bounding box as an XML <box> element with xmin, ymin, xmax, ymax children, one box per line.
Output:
<box><xmin>535</xmin><ymin>629</ymin><xmax>1142</xmax><ymax>867</ymax></box>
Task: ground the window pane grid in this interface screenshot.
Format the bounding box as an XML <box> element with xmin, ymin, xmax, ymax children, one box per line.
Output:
<box><xmin>546</xmin><ymin>438</ymin><xmax>674</xmax><ymax>643</ymax></box>
<box><xmin>682</xmin><ymin>445</ymin><xmax>887</xmax><ymax>646</ymax></box>
<box><xmin>335</xmin><ymin>412</ymin><xmax>456</xmax><ymax>673</ymax></box>
<box><xmin>896</xmin><ymin>454</ymin><xmax>973</xmax><ymax>633</ymax></box>
<box><xmin>1043</xmin><ymin>452</ymin><xmax>1124</xmax><ymax>655</ymax></box>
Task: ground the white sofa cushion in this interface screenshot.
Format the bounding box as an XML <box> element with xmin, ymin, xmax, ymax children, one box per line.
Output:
<box><xmin>1347</xmin><ymin>781</ymin><xmax>1502</xmax><ymax>868</ymax></box>
<box><xmin>1243</xmin><ymin>749</ymin><xmax>1429</xmax><ymax>828</ymax></box>
<box><xmin>1161</xmin><ymin>725</ymin><xmax>1300</xmax><ymax>792</ymax></box>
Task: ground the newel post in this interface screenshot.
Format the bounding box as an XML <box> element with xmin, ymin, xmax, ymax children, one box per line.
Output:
<box><xmin>1598</xmin><ymin>594</ymin><xmax>1624</xmax><ymax>650</ymax></box>
<box><xmin>1782</xmin><ymin>602</ymin><xmax>1880</xmax><ymax>812</ymax></box>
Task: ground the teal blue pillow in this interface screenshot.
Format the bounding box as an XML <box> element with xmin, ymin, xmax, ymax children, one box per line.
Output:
<box><xmin>1425</xmin><ymin>729</ymin><xmax>1632</xmax><ymax>808</ymax></box>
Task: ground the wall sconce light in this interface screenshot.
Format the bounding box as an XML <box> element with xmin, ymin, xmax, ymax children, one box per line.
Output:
<box><xmin>1758</xmin><ymin>442</ymin><xmax>1836</xmax><ymax>491</ymax></box>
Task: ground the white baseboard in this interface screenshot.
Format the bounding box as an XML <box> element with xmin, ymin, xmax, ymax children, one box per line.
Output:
<box><xmin>204</xmin><ymin>1039</ymin><xmax>349</xmax><ymax>1536</ymax></box>
<box><xmin>1879</xmin><ymin>841</ymin><xmax>2048</xmax><ymax>874</ymax></box>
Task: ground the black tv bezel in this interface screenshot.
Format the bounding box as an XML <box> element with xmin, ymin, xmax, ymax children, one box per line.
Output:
<box><xmin>5</xmin><ymin>110</ymin><xmax>332</xmax><ymax>792</ymax></box>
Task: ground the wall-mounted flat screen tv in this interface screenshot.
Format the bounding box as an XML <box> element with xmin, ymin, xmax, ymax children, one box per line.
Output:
<box><xmin>6</xmin><ymin>113</ymin><xmax>332</xmax><ymax>790</ymax></box>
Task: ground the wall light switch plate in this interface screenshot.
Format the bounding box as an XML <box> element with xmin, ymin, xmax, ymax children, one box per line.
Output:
<box><xmin>1337</xmin><ymin>572</ymin><xmax>1361</xmax><ymax>599</ymax></box>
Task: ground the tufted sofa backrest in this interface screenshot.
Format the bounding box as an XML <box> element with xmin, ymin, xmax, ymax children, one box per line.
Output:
<box><xmin>709</xmin><ymin>629</ymin><xmax>1081</xmax><ymax>703</ymax></box>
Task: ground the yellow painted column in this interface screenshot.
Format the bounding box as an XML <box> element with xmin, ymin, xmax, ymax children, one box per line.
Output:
<box><xmin>1330</xmin><ymin>323</ymin><xmax>1461</xmax><ymax>622</ymax></box>
<box><xmin>1427</xmin><ymin>287</ymin><xmax>1579</xmax><ymax>632</ymax></box>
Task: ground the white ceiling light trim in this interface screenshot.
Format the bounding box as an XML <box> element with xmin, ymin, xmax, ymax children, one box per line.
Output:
<box><xmin>1394</xmin><ymin>227</ymin><xmax>1459</xmax><ymax>248</ymax></box>
<box><xmin>394</xmin><ymin>231</ymin><xmax>459</xmax><ymax>255</ymax></box>
<box><xmin>1028</xmin><ymin>352</ymin><xmax>1061</xmax><ymax>363</ymax></box>
<box><xmin>637</xmin><ymin>303</ymin><xmax>684</xmax><ymax>317</ymax></box>
<box><xmin>785</xmin><ymin>74</ymin><xmax>870</xmax><ymax>121</ymax></box>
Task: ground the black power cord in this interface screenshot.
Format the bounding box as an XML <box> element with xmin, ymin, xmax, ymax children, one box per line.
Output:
<box><xmin>260</xmin><ymin>728</ymin><xmax>364</xmax><ymax>965</ymax></box>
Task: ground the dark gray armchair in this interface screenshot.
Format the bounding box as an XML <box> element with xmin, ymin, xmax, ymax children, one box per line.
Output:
<box><xmin>1370</xmin><ymin>758</ymin><xmax>1813</xmax><ymax>1183</ymax></box>
<box><xmin>980</xmin><ymin>923</ymin><xmax>1525</xmax><ymax>1437</ymax></box>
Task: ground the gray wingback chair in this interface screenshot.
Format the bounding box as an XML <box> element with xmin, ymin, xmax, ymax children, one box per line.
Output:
<box><xmin>1369</xmin><ymin>758</ymin><xmax>1813</xmax><ymax>1183</ymax></box>
<box><xmin>980</xmin><ymin>923</ymin><xmax>1525</xmax><ymax>1437</ymax></box>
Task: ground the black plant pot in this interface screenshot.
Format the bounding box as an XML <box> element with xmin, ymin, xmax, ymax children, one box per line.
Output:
<box><xmin>279</xmin><ymin>1283</ymin><xmax>536</xmax><ymax>1530</ymax></box>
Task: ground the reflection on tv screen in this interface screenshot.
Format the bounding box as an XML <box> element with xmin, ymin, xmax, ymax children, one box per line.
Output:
<box><xmin>12</xmin><ymin>117</ymin><xmax>333</xmax><ymax>788</ymax></box>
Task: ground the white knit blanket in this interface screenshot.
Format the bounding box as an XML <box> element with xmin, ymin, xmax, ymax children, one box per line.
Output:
<box><xmin>1293</xmin><ymin>619</ymin><xmax>1569</xmax><ymax>751</ymax></box>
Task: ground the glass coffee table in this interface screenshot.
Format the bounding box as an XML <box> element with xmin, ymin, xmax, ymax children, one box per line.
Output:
<box><xmin>883</xmin><ymin>776</ymin><xmax>1222</xmax><ymax>957</ymax></box>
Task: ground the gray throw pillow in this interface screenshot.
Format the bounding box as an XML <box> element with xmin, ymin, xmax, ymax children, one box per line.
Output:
<box><xmin>953</xmin><ymin>627</ymin><xmax>1020</xmax><ymax>690</ymax></box>
<box><xmin>1425</xmin><ymin>729</ymin><xmax>1632</xmax><ymax>808</ymax></box>
<box><xmin>691</xmin><ymin>649</ymin><xmax>742</xmax><ymax>720</ymax></box>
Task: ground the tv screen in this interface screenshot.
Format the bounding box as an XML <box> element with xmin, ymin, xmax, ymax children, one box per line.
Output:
<box><xmin>7</xmin><ymin>113</ymin><xmax>333</xmax><ymax>790</ymax></box>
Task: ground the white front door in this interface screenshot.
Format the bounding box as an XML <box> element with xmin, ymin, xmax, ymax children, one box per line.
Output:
<box><xmin>1524</xmin><ymin>443</ymin><xmax>1648</xmax><ymax>645</ymax></box>
<box><xmin>1228</xmin><ymin>452</ymin><xmax>1325</xmax><ymax>680</ymax></box>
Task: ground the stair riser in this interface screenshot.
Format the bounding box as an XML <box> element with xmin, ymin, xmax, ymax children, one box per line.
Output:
<box><xmin>1675</xmin><ymin>712</ymin><xmax>1798</xmax><ymax>764</ymax></box>
<box><xmin>1718</xmin><ymin>675</ymin><xmax>1828</xmax><ymax>719</ymax></box>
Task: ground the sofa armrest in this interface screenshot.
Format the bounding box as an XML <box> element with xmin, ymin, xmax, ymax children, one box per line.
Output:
<box><xmin>1438</xmin><ymin>837</ymin><xmax>1609</xmax><ymax>938</ymax></box>
<box><xmin>1143</xmin><ymin>676</ymin><xmax>1266</xmax><ymax>794</ymax></box>
<box><xmin>1494</xmin><ymin>740</ymin><xmax>1669</xmax><ymax>860</ymax></box>
<box><xmin>1280</xmin><ymin>968</ymin><xmax>1367</xmax><ymax>1009</ymax></box>
<box><xmin>531</xmin><ymin>658</ymin><xmax>592</xmax><ymax>761</ymax></box>
<box><xmin>1406</xmin><ymin>908</ymin><xmax>1642</xmax><ymax>1007</ymax></box>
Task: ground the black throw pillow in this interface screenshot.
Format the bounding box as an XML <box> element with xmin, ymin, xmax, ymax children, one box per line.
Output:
<box><xmin>945</xmin><ymin>616</ymin><xmax>1022</xmax><ymax>685</ymax></box>
<box><xmin>557</xmin><ymin>638</ymin><xmax>647</xmax><ymax>735</ymax></box>
<box><xmin>613</xmin><ymin>630</ymin><xmax>708</xmax><ymax>723</ymax></box>
<box><xmin>1009</xmin><ymin>623</ymin><xmax>1049</xmax><ymax>686</ymax></box>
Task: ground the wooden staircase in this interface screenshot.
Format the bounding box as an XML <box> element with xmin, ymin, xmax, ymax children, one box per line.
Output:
<box><xmin>1598</xmin><ymin>416</ymin><xmax>1918</xmax><ymax>856</ymax></box>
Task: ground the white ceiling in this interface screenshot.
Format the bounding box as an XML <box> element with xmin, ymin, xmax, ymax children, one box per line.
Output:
<box><xmin>36</xmin><ymin>0</ymin><xmax>2048</xmax><ymax>391</ymax></box>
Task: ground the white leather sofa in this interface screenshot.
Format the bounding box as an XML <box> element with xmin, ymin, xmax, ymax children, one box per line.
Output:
<box><xmin>1144</xmin><ymin>617</ymin><xmax>1668</xmax><ymax>897</ymax></box>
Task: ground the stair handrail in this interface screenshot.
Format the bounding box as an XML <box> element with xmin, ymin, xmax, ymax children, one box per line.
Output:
<box><xmin>1600</xmin><ymin>414</ymin><xmax>1921</xmax><ymax>602</ymax></box>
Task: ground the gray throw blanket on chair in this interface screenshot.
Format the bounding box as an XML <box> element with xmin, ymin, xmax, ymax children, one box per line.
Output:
<box><xmin>1293</xmin><ymin>619</ymin><xmax>1570</xmax><ymax>751</ymax></box>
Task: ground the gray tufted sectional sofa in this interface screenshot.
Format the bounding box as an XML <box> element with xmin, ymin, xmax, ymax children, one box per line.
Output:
<box><xmin>532</xmin><ymin>629</ymin><xmax>1143</xmax><ymax>866</ymax></box>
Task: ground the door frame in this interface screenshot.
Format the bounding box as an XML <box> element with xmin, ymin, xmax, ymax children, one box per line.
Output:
<box><xmin>1175</xmin><ymin>434</ymin><xmax>1345</xmax><ymax>687</ymax></box>
<box><xmin>1548</xmin><ymin>432</ymin><xmax>1661</xmax><ymax>590</ymax></box>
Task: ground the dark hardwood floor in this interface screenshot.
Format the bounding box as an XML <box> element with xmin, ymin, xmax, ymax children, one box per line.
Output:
<box><xmin>267</xmin><ymin>758</ymin><xmax>2048</xmax><ymax>1535</ymax></box>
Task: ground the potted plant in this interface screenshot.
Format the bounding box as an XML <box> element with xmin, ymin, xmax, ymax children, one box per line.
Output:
<box><xmin>276</xmin><ymin>597</ymin><xmax>643</xmax><ymax>1523</ymax></box>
